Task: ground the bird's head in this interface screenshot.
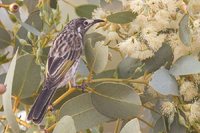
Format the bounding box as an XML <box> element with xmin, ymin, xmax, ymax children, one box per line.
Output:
<box><xmin>69</xmin><ymin>18</ymin><xmax>104</xmax><ymax>34</ymax></box>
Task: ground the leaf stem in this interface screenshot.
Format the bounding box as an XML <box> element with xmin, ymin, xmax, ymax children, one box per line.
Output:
<box><xmin>52</xmin><ymin>87</ymin><xmax>76</xmax><ymax>107</ymax></box>
<box><xmin>114</xmin><ymin>119</ymin><xmax>122</xmax><ymax>133</ymax></box>
<box><xmin>0</xmin><ymin>3</ymin><xmax>9</xmax><ymax>8</ymax></box>
<box><xmin>89</xmin><ymin>78</ymin><xmax>148</xmax><ymax>85</ymax></box>
<box><xmin>46</xmin><ymin>123</ymin><xmax>56</xmax><ymax>132</ymax></box>
<box><xmin>136</xmin><ymin>116</ymin><xmax>154</xmax><ymax>128</ymax></box>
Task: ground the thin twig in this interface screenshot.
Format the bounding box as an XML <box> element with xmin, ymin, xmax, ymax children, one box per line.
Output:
<box><xmin>114</xmin><ymin>119</ymin><xmax>122</xmax><ymax>133</ymax></box>
<box><xmin>89</xmin><ymin>78</ymin><xmax>148</xmax><ymax>85</ymax></box>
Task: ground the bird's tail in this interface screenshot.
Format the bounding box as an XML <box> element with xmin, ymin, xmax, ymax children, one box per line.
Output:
<box><xmin>27</xmin><ymin>84</ymin><xmax>56</xmax><ymax>124</ymax></box>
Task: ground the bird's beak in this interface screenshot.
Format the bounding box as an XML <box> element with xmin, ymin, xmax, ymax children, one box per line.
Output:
<box><xmin>93</xmin><ymin>19</ymin><xmax>105</xmax><ymax>24</ymax></box>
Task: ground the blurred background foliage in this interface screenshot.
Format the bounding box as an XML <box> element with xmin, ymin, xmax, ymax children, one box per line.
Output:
<box><xmin>0</xmin><ymin>0</ymin><xmax>199</xmax><ymax>133</ymax></box>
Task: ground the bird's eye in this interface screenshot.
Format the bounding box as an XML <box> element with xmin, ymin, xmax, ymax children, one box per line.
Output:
<box><xmin>83</xmin><ymin>21</ymin><xmax>89</xmax><ymax>25</ymax></box>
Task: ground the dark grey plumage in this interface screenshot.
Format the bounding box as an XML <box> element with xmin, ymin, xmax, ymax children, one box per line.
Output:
<box><xmin>27</xmin><ymin>18</ymin><xmax>104</xmax><ymax>124</ymax></box>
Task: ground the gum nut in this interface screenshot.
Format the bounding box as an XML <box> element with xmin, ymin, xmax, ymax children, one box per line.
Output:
<box><xmin>0</xmin><ymin>84</ymin><xmax>6</xmax><ymax>94</ymax></box>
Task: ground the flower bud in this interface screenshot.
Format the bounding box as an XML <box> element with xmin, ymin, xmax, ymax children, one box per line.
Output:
<box><xmin>9</xmin><ymin>3</ymin><xmax>19</xmax><ymax>13</ymax></box>
<box><xmin>0</xmin><ymin>84</ymin><xmax>6</xmax><ymax>94</ymax></box>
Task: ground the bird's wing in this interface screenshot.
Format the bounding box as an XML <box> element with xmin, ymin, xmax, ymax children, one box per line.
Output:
<box><xmin>46</xmin><ymin>42</ymin><xmax>82</xmax><ymax>88</ymax></box>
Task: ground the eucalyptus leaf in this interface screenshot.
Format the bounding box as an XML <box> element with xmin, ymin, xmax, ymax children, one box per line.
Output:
<box><xmin>12</xmin><ymin>54</ymin><xmax>41</xmax><ymax>99</ymax></box>
<box><xmin>153</xmin><ymin>117</ymin><xmax>166</xmax><ymax>133</ymax></box>
<box><xmin>91</xmin><ymin>82</ymin><xmax>142</xmax><ymax>119</ymax></box>
<box><xmin>100</xmin><ymin>0</ymin><xmax>123</xmax><ymax>12</ymax></box>
<box><xmin>3</xmin><ymin>49</ymin><xmax>20</xmax><ymax>133</ymax></box>
<box><xmin>0</xmin><ymin>53</ymin><xmax>11</xmax><ymax>65</ymax></box>
<box><xmin>53</xmin><ymin>116</ymin><xmax>76</xmax><ymax>133</ymax></box>
<box><xmin>23</xmin><ymin>0</ymin><xmax>38</xmax><ymax>13</ymax></box>
<box><xmin>19</xmin><ymin>21</ymin><xmax>41</xmax><ymax>36</ymax></box>
<box><xmin>77</xmin><ymin>59</ymin><xmax>89</xmax><ymax>77</ymax></box>
<box><xmin>93</xmin><ymin>69</ymin><xmax>116</xmax><ymax>79</ymax></box>
<box><xmin>107</xmin><ymin>11</ymin><xmax>137</xmax><ymax>24</ymax></box>
<box><xmin>0</xmin><ymin>27</ymin><xmax>11</xmax><ymax>49</ymax></box>
<box><xmin>117</xmin><ymin>57</ymin><xmax>144</xmax><ymax>79</ymax></box>
<box><xmin>75</xmin><ymin>5</ymin><xmax>98</xmax><ymax>18</ymax></box>
<box><xmin>17</xmin><ymin>11</ymin><xmax>43</xmax><ymax>40</ymax></box>
<box><xmin>85</xmin><ymin>32</ymin><xmax>108</xmax><ymax>73</ymax></box>
<box><xmin>0</xmin><ymin>73</ymin><xmax>6</xmax><ymax>84</ymax></box>
<box><xmin>169</xmin><ymin>55</ymin><xmax>200</xmax><ymax>76</ymax></box>
<box><xmin>149</xmin><ymin>67</ymin><xmax>179</xmax><ymax>96</ymax></box>
<box><xmin>179</xmin><ymin>14</ymin><xmax>191</xmax><ymax>46</ymax></box>
<box><xmin>170</xmin><ymin>114</ymin><xmax>187</xmax><ymax>133</ymax></box>
<box><xmin>59</xmin><ymin>93</ymin><xmax>111</xmax><ymax>131</ymax></box>
<box><xmin>50</xmin><ymin>0</ymin><xmax>57</xmax><ymax>9</ymax></box>
<box><xmin>120</xmin><ymin>118</ymin><xmax>141</xmax><ymax>133</ymax></box>
<box><xmin>143</xmin><ymin>44</ymin><xmax>173</xmax><ymax>73</ymax></box>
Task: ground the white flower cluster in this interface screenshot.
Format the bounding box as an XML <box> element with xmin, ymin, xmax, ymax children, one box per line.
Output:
<box><xmin>92</xmin><ymin>0</ymin><xmax>188</xmax><ymax>60</ymax></box>
<box><xmin>180</xmin><ymin>81</ymin><xmax>198</xmax><ymax>102</ymax></box>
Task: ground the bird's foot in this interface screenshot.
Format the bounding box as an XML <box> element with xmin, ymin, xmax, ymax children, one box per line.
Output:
<box><xmin>48</xmin><ymin>104</ymin><xmax>54</xmax><ymax>112</ymax></box>
<box><xmin>72</xmin><ymin>80</ymin><xmax>87</xmax><ymax>92</ymax></box>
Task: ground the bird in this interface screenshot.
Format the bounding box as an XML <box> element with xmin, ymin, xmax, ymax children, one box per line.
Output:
<box><xmin>27</xmin><ymin>18</ymin><xmax>104</xmax><ymax>124</ymax></box>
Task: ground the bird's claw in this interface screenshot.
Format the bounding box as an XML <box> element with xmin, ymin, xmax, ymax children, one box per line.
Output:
<box><xmin>72</xmin><ymin>80</ymin><xmax>87</xmax><ymax>92</ymax></box>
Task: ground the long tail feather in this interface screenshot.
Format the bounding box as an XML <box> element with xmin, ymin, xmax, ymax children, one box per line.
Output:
<box><xmin>27</xmin><ymin>85</ymin><xmax>56</xmax><ymax>124</ymax></box>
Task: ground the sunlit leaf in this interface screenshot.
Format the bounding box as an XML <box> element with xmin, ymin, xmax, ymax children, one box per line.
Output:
<box><xmin>85</xmin><ymin>32</ymin><xmax>108</xmax><ymax>73</ymax></box>
<box><xmin>75</xmin><ymin>5</ymin><xmax>98</xmax><ymax>18</ymax></box>
<box><xmin>120</xmin><ymin>118</ymin><xmax>141</xmax><ymax>133</ymax></box>
<box><xmin>91</xmin><ymin>82</ymin><xmax>142</xmax><ymax>119</ymax></box>
<box><xmin>12</xmin><ymin>54</ymin><xmax>41</xmax><ymax>99</ymax></box>
<box><xmin>2</xmin><ymin>49</ymin><xmax>20</xmax><ymax>132</ymax></box>
<box><xmin>179</xmin><ymin>14</ymin><xmax>191</xmax><ymax>46</ymax></box>
<box><xmin>169</xmin><ymin>55</ymin><xmax>200</xmax><ymax>76</ymax></box>
<box><xmin>117</xmin><ymin>57</ymin><xmax>143</xmax><ymax>79</ymax></box>
<box><xmin>0</xmin><ymin>27</ymin><xmax>11</xmax><ymax>49</ymax></box>
<box><xmin>107</xmin><ymin>11</ymin><xmax>137</xmax><ymax>24</ymax></box>
<box><xmin>53</xmin><ymin>116</ymin><xmax>76</xmax><ymax>133</ymax></box>
<box><xmin>60</xmin><ymin>93</ymin><xmax>111</xmax><ymax>131</ymax></box>
<box><xmin>149</xmin><ymin>67</ymin><xmax>179</xmax><ymax>96</ymax></box>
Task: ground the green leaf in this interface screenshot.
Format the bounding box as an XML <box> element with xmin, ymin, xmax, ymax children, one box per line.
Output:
<box><xmin>0</xmin><ymin>52</ymin><xmax>11</xmax><ymax>65</ymax></box>
<box><xmin>153</xmin><ymin>117</ymin><xmax>166</xmax><ymax>133</ymax></box>
<box><xmin>53</xmin><ymin>116</ymin><xmax>76</xmax><ymax>133</ymax></box>
<box><xmin>149</xmin><ymin>67</ymin><xmax>179</xmax><ymax>96</ymax></box>
<box><xmin>107</xmin><ymin>11</ymin><xmax>137</xmax><ymax>24</ymax></box>
<box><xmin>169</xmin><ymin>55</ymin><xmax>200</xmax><ymax>76</ymax></box>
<box><xmin>23</xmin><ymin>0</ymin><xmax>38</xmax><ymax>13</ymax></box>
<box><xmin>0</xmin><ymin>73</ymin><xmax>6</xmax><ymax>84</ymax></box>
<box><xmin>0</xmin><ymin>27</ymin><xmax>11</xmax><ymax>49</ymax></box>
<box><xmin>117</xmin><ymin>57</ymin><xmax>144</xmax><ymax>79</ymax></box>
<box><xmin>77</xmin><ymin>59</ymin><xmax>89</xmax><ymax>77</ymax></box>
<box><xmin>143</xmin><ymin>44</ymin><xmax>173</xmax><ymax>73</ymax></box>
<box><xmin>179</xmin><ymin>14</ymin><xmax>191</xmax><ymax>46</ymax></box>
<box><xmin>93</xmin><ymin>69</ymin><xmax>116</xmax><ymax>79</ymax></box>
<box><xmin>170</xmin><ymin>114</ymin><xmax>187</xmax><ymax>133</ymax></box>
<box><xmin>100</xmin><ymin>0</ymin><xmax>123</xmax><ymax>12</ymax></box>
<box><xmin>19</xmin><ymin>21</ymin><xmax>41</xmax><ymax>36</ymax></box>
<box><xmin>85</xmin><ymin>33</ymin><xmax>108</xmax><ymax>73</ymax></box>
<box><xmin>120</xmin><ymin>118</ymin><xmax>141</xmax><ymax>133</ymax></box>
<box><xmin>12</xmin><ymin>54</ymin><xmax>41</xmax><ymax>99</ymax></box>
<box><xmin>50</xmin><ymin>0</ymin><xmax>57</xmax><ymax>9</ymax></box>
<box><xmin>17</xmin><ymin>11</ymin><xmax>43</xmax><ymax>39</ymax></box>
<box><xmin>59</xmin><ymin>93</ymin><xmax>111</xmax><ymax>131</ymax></box>
<box><xmin>75</xmin><ymin>5</ymin><xmax>98</xmax><ymax>19</ymax></box>
<box><xmin>26</xmin><ymin>125</ymin><xmax>40</xmax><ymax>133</ymax></box>
<box><xmin>91</xmin><ymin>82</ymin><xmax>142</xmax><ymax>119</ymax></box>
<box><xmin>3</xmin><ymin>49</ymin><xmax>20</xmax><ymax>133</ymax></box>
